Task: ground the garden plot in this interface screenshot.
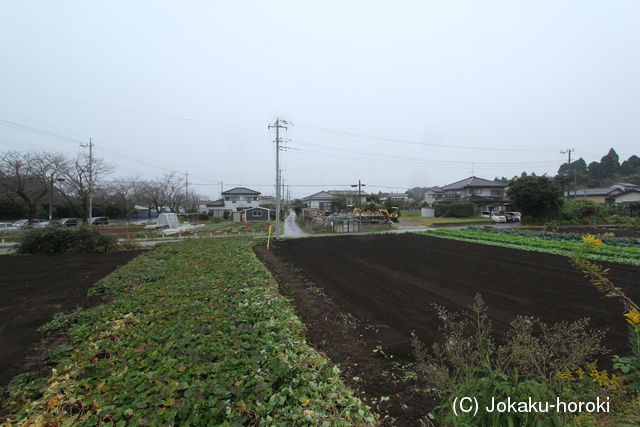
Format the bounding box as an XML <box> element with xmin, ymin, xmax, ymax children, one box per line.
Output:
<box><xmin>268</xmin><ymin>233</ymin><xmax>640</xmax><ymax>360</ymax></box>
<box><xmin>0</xmin><ymin>251</ymin><xmax>141</xmax><ymax>387</ymax></box>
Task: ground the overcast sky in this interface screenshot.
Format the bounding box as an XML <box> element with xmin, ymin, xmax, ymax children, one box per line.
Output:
<box><xmin>1</xmin><ymin>1</ymin><xmax>638</xmax><ymax>199</ymax></box>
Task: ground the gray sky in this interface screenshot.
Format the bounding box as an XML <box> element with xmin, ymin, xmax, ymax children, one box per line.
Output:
<box><xmin>1</xmin><ymin>1</ymin><xmax>638</xmax><ymax>199</ymax></box>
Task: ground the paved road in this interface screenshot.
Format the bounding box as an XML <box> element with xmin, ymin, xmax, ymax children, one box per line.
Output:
<box><xmin>282</xmin><ymin>211</ymin><xmax>309</xmax><ymax>237</ymax></box>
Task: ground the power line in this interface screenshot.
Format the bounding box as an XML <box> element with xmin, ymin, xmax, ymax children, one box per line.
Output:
<box><xmin>0</xmin><ymin>88</ymin><xmax>264</xmax><ymax>134</ymax></box>
<box><xmin>288</xmin><ymin>138</ymin><xmax>563</xmax><ymax>167</ymax></box>
<box><xmin>295</xmin><ymin>122</ymin><xmax>559</xmax><ymax>153</ymax></box>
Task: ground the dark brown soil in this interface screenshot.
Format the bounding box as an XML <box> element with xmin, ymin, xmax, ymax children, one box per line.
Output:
<box><xmin>258</xmin><ymin>234</ymin><xmax>640</xmax><ymax>424</ymax></box>
<box><xmin>0</xmin><ymin>251</ymin><xmax>140</xmax><ymax>388</ymax></box>
<box><xmin>255</xmin><ymin>245</ymin><xmax>434</xmax><ymax>425</ymax></box>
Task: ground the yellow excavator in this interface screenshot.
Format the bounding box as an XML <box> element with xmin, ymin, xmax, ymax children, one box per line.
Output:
<box><xmin>378</xmin><ymin>207</ymin><xmax>399</xmax><ymax>223</ymax></box>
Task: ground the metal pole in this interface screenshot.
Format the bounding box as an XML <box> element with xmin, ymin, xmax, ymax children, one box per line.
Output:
<box><xmin>89</xmin><ymin>138</ymin><xmax>93</xmax><ymax>222</ymax></box>
<box><xmin>49</xmin><ymin>173</ymin><xmax>54</xmax><ymax>221</ymax></box>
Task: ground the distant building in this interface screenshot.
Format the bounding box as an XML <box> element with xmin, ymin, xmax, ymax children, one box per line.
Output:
<box><xmin>200</xmin><ymin>187</ymin><xmax>262</xmax><ymax>218</ymax></box>
<box><xmin>381</xmin><ymin>193</ymin><xmax>409</xmax><ymax>203</ymax></box>
<box><xmin>242</xmin><ymin>206</ymin><xmax>271</xmax><ymax>222</ymax></box>
<box><xmin>612</xmin><ymin>188</ymin><xmax>640</xmax><ymax>204</ymax></box>
<box><xmin>422</xmin><ymin>187</ymin><xmax>443</xmax><ymax>205</ymax></box>
<box><xmin>302</xmin><ymin>190</ymin><xmax>368</xmax><ymax>211</ymax></box>
<box><xmin>436</xmin><ymin>176</ymin><xmax>510</xmax><ymax>214</ymax></box>
<box><xmin>565</xmin><ymin>183</ymin><xmax>639</xmax><ymax>204</ymax></box>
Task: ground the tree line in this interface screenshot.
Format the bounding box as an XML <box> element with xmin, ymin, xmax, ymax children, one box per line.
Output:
<box><xmin>0</xmin><ymin>150</ymin><xmax>205</xmax><ymax>221</ymax></box>
<box><xmin>495</xmin><ymin>148</ymin><xmax>640</xmax><ymax>189</ymax></box>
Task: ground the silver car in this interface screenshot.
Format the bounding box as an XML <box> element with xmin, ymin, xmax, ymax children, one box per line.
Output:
<box><xmin>0</xmin><ymin>222</ymin><xmax>19</xmax><ymax>232</ymax></box>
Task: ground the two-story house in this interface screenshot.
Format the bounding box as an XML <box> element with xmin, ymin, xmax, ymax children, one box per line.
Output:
<box><xmin>302</xmin><ymin>190</ymin><xmax>369</xmax><ymax>211</ymax></box>
<box><xmin>436</xmin><ymin>176</ymin><xmax>510</xmax><ymax>214</ymax></box>
<box><xmin>201</xmin><ymin>187</ymin><xmax>262</xmax><ymax>218</ymax></box>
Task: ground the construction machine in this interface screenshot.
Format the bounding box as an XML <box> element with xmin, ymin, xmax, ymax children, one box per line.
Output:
<box><xmin>378</xmin><ymin>207</ymin><xmax>399</xmax><ymax>223</ymax></box>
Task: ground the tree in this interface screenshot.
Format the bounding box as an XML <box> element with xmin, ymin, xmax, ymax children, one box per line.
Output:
<box><xmin>333</xmin><ymin>196</ymin><xmax>347</xmax><ymax>210</ymax></box>
<box><xmin>406</xmin><ymin>187</ymin><xmax>427</xmax><ymax>201</ymax></box>
<box><xmin>140</xmin><ymin>173</ymin><xmax>185</xmax><ymax>216</ymax></box>
<box><xmin>107</xmin><ymin>177</ymin><xmax>143</xmax><ymax>222</ymax></box>
<box><xmin>621</xmin><ymin>155</ymin><xmax>640</xmax><ymax>177</ymax></box>
<box><xmin>0</xmin><ymin>151</ymin><xmax>65</xmax><ymax>221</ymax></box>
<box><xmin>507</xmin><ymin>175</ymin><xmax>563</xmax><ymax>219</ymax></box>
<box><xmin>161</xmin><ymin>173</ymin><xmax>186</xmax><ymax>213</ymax></box>
<box><xmin>599</xmin><ymin>148</ymin><xmax>620</xmax><ymax>178</ymax></box>
<box><xmin>59</xmin><ymin>151</ymin><xmax>113</xmax><ymax>221</ymax></box>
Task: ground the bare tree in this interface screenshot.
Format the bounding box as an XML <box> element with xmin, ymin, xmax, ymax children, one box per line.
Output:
<box><xmin>0</xmin><ymin>151</ymin><xmax>66</xmax><ymax>222</ymax></box>
<box><xmin>140</xmin><ymin>173</ymin><xmax>185</xmax><ymax>216</ymax></box>
<box><xmin>59</xmin><ymin>152</ymin><xmax>113</xmax><ymax>221</ymax></box>
<box><xmin>107</xmin><ymin>177</ymin><xmax>143</xmax><ymax>223</ymax></box>
<box><xmin>162</xmin><ymin>173</ymin><xmax>186</xmax><ymax>213</ymax></box>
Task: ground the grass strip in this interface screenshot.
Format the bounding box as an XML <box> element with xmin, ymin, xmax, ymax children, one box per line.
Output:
<box><xmin>2</xmin><ymin>237</ymin><xmax>375</xmax><ymax>425</ymax></box>
<box><xmin>421</xmin><ymin>229</ymin><xmax>640</xmax><ymax>267</ymax></box>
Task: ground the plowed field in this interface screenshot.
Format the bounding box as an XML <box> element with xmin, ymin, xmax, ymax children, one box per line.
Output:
<box><xmin>270</xmin><ymin>233</ymin><xmax>640</xmax><ymax>358</ymax></box>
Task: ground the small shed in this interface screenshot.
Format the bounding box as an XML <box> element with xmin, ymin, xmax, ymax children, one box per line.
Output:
<box><xmin>242</xmin><ymin>207</ymin><xmax>270</xmax><ymax>222</ymax></box>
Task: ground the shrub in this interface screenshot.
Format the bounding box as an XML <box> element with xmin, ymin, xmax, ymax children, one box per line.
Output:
<box><xmin>413</xmin><ymin>294</ymin><xmax>609</xmax><ymax>425</ymax></box>
<box><xmin>434</xmin><ymin>202</ymin><xmax>474</xmax><ymax>218</ymax></box>
<box><xmin>18</xmin><ymin>226</ymin><xmax>119</xmax><ymax>254</ymax></box>
<box><xmin>561</xmin><ymin>200</ymin><xmax>606</xmax><ymax>223</ymax></box>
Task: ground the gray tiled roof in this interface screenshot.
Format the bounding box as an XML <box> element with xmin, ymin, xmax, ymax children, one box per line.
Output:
<box><xmin>441</xmin><ymin>176</ymin><xmax>507</xmax><ymax>191</ymax></box>
<box><xmin>206</xmin><ymin>199</ymin><xmax>225</xmax><ymax>207</ymax></box>
<box><xmin>221</xmin><ymin>187</ymin><xmax>261</xmax><ymax>195</ymax></box>
<box><xmin>302</xmin><ymin>191</ymin><xmax>335</xmax><ymax>201</ymax></box>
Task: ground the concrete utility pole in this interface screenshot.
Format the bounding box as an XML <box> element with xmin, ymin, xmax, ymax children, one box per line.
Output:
<box><xmin>185</xmin><ymin>171</ymin><xmax>189</xmax><ymax>213</ymax></box>
<box><xmin>561</xmin><ymin>148</ymin><xmax>576</xmax><ymax>198</ymax></box>
<box><xmin>351</xmin><ymin>179</ymin><xmax>366</xmax><ymax>207</ymax></box>
<box><xmin>80</xmin><ymin>138</ymin><xmax>94</xmax><ymax>223</ymax></box>
<box><xmin>48</xmin><ymin>174</ymin><xmax>64</xmax><ymax>221</ymax></box>
<box><xmin>268</xmin><ymin>118</ymin><xmax>289</xmax><ymax>237</ymax></box>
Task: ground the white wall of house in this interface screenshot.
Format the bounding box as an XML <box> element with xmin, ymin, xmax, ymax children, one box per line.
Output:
<box><xmin>305</xmin><ymin>199</ymin><xmax>334</xmax><ymax>209</ymax></box>
<box><xmin>614</xmin><ymin>192</ymin><xmax>640</xmax><ymax>203</ymax></box>
<box><xmin>223</xmin><ymin>195</ymin><xmax>261</xmax><ymax>210</ymax></box>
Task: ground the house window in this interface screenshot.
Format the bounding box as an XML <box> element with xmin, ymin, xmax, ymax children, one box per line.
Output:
<box><xmin>469</xmin><ymin>188</ymin><xmax>482</xmax><ymax>194</ymax></box>
<box><xmin>491</xmin><ymin>190</ymin><xmax>503</xmax><ymax>196</ymax></box>
<box><xmin>252</xmin><ymin>210</ymin><xmax>263</xmax><ymax>217</ymax></box>
<box><xmin>225</xmin><ymin>196</ymin><xmax>239</xmax><ymax>202</ymax></box>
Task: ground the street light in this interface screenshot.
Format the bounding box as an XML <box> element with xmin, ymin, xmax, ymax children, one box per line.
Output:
<box><xmin>49</xmin><ymin>175</ymin><xmax>65</xmax><ymax>221</ymax></box>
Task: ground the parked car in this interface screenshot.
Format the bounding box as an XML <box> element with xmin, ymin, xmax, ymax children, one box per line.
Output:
<box><xmin>89</xmin><ymin>216</ymin><xmax>109</xmax><ymax>226</ymax></box>
<box><xmin>504</xmin><ymin>212</ymin><xmax>522</xmax><ymax>223</ymax></box>
<box><xmin>37</xmin><ymin>220</ymin><xmax>60</xmax><ymax>228</ymax></box>
<box><xmin>0</xmin><ymin>222</ymin><xmax>19</xmax><ymax>232</ymax></box>
<box><xmin>14</xmin><ymin>219</ymin><xmax>40</xmax><ymax>228</ymax></box>
<box><xmin>481</xmin><ymin>211</ymin><xmax>507</xmax><ymax>223</ymax></box>
<box><xmin>59</xmin><ymin>218</ymin><xmax>81</xmax><ymax>227</ymax></box>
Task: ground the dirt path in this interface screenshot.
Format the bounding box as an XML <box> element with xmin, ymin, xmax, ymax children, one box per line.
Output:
<box><xmin>0</xmin><ymin>251</ymin><xmax>140</xmax><ymax>388</ymax></box>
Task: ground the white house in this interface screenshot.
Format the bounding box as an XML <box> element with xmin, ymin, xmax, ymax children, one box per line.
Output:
<box><xmin>302</xmin><ymin>190</ymin><xmax>368</xmax><ymax>210</ymax></box>
<box><xmin>201</xmin><ymin>187</ymin><xmax>262</xmax><ymax>218</ymax></box>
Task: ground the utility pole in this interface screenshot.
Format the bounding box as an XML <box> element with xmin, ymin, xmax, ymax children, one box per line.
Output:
<box><xmin>80</xmin><ymin>138</ymin><xmax>94</xmax><ymax>223</ymax></box>
<box><xmin>561</xmin><ymin>148</ymin><xmax>575</xmax><ymax>198</ymax></box>
<box><xmin>351</xmin><ymin>179</ymin><xmax>366</xmax><ymax>222</ymax></box>
<box><xmin>185</xmin><ymin>171</ymin><xmax>189</xmax><ymax>214</ymax></box>
<box><xmin>268</xmin><ymin>118</ymin><xmax>289</xmax><ymax>237</ymax></box>
<box><xmin>219</xmin><ymin>181</ymin><xmax>223</xmax><ymax>199</ymax></box>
